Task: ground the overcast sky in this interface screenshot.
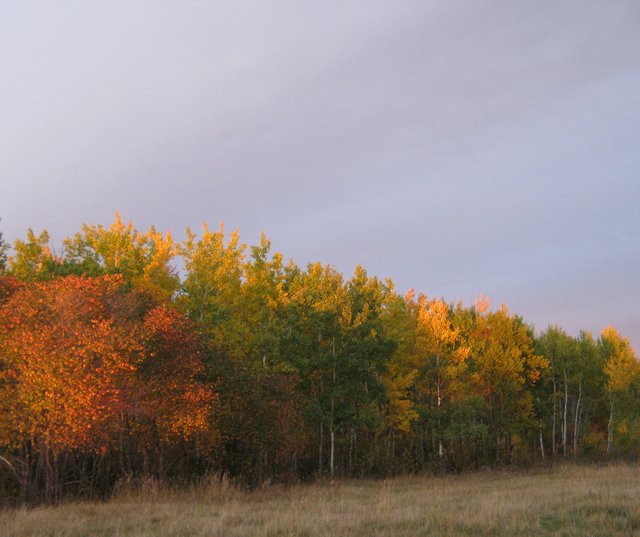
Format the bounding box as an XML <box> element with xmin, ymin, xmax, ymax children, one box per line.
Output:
<box><xmin>2</xmin><ymin>1</ymin><xmax>639</xmax><ymax>351</ymax></box>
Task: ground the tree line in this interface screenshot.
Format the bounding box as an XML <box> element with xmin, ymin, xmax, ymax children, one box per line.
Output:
<box><xmin>0</xmin><ymin>214</ymin><xmax>637</xmax><ymax>503</ymax></box>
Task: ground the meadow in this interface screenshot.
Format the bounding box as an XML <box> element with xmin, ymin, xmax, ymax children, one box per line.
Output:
<box><xmin>2</xmin><ymin>463</ymin><xmax>640</xmax><ymax>536</ymax></box>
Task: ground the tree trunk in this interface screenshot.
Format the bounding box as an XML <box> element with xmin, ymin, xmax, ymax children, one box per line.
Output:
<box><xmin>330</xmin><ymin>428</ymin><xmax>335</xmax><ymax>479</ymax></box>
<box><xmin>551</xmin><ymin>375</ymin><xmax>557</xmax><ymax>456</ymax></box>
<box><xmin>562</xmin><ymin>369</ymin><xmax>568</xmax><ymax>457</ymax></box>
<box><xmin>436</xmin><ymin>348</ymin><xmax>444</xmax><ymax>464</ymax></box>
<box><xmin>607</xmin><ymin>393</ymin><xmax>614</xmax><ymax>454</ymax></box>
<box><xmin>573</xmin><ymin>377</ymin><xmax>582</xmax><ymax>455</ymax></box>
<box><xmin>318</xmin><ymin>422</ymin><xmax>323</xmax><ymax>474</ymax></box>
<box><xmin>330</xmin><ymin>337</ymin><xmax>336</xmax><ymax>479</ymax></box>
<box><xmin>348</xmin><ymin>427</ymin><xmax>354</xmax><ymax>475</ymax></box>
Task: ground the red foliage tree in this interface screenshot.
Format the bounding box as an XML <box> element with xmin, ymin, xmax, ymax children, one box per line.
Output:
<box><xmin>0</xmin><ymin>275</ymin><xmax>215</xmax><ymax>501</ymax></box>
<box><xmin>135</xmin><ymin>304</ymin><xmax>216</xmax><ymax>441</ymax></box>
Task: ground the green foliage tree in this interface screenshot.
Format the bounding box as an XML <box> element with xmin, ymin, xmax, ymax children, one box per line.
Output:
<box><xmin>9</xmin><ymin>229</ymin><xmax>58</xmax><ymax>281</ymax></box>
<box><xmin>241</xmin><ymin>233</ymin><xmax>289</xmax><ymax>370</ymax></box>
<box><xmin>536</xmin><ymin>326</ymin><xmax>579</xmax><ymax>456</ymax></box>
<box><xmin>63</xmin><ymin>213</ymin><xmax>179</xmax><ymax>301</ymax></box>
<box><xmin>338</xmin><ymin>266</ymin><xmax>394</xmax><ymax>475</ymax></box>
<box><xmin>535</xmin><ymin>327</ymin><xmax>606</xmax><ymax>457</ymax></box>
<box><xmin>179</xmin><ymin>223</ymin><xmax>244</xmax><ymax>351</ymax></box>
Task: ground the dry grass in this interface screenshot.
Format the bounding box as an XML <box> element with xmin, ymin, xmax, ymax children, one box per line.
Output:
<box><xmin>2</xmin><ymin>463</ymin><xmax>640</xmax><ymax>536</ymax></box>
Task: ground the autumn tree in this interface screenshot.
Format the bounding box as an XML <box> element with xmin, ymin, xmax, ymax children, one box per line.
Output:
<box><xmin>283</xmin><ymin>262</ymin><xmax>347</xmax><ymax>477</ymax></box>
<box><xmin>0</xmin><ymin>220</ymin><xmax>7</xmax><ymax>274</ymax></box>
<box><xmin>277</xmin><ymin>263</ymin><xmax>393</xmax><ymax>478</ymax></box>
<box><xmin>180</xmin><ymin>227</ymin><xmax>312</xmax><ymax>482</ymax></box>
<box><xmin>3</xmin><ymin>214</ymin><xmax>640</xmax><ymax>499</ymax></box>
<box><xmin>8</xmin><ymin>229</ymin><xmax>59</xmax><ymax>281</ymax></box>
<box><xmin>179</xmin><ymin>223</ymin><xmax>244</xmax><ymax>352</ymax></box>
<box><xmin>339</xmin><ymin>266</ymin><xmax>394</xmax><ymax>476</ymax></box>
<box><xmin>123</xmin><ymin>304</ymin><xmax>216</xmax><ymax>479</ymax></box>
<box><xmin>0</xmin><ymin>276</ymin><xmax>140</xmax><ymax>500</ymax></box>
<box><xmin>379</xmin><ymin>285</ymin><xmax>419</xmax><ymax>469</ymax></box>
<box><xmin>240</xmin><ymin>233</ymin><xmax>289</xmax><ymax>369</ymax></box>
<box><xmin>536</xmin><ymin>327</ymin><xmax>579</xmax><ymax>456</ymax></box>
<box><xmin>240</xmin><ymin>237</ymin><xmax>309</xmax><ymax>478</ymax></box>
<box><xmin>467</xmin><ymin>306</ymin><xmax>548</xmax><ymax>464</ymax></box>
<box><xmin>63</xmin><ymin>213</ymin><xmax>179</xmax><ymax>301</ymax></box>
<box><xmin>599</xmin><ymin>326</ymin><xmax>640</xmax><ymax>453</ymax></box>
<box><xmin>0</xmin><ymin>275</ymin><xmax>214</xmax><ymax>502</ymax></box>
<box><xmin>413</xmin><ymin>296</ymin><xmax>470</xmax><ymax>465</ymax></box>
<box><xmin>573</xmin><ymin>332</ymin><xmax>606</xmax><ymax>455</ymax></box>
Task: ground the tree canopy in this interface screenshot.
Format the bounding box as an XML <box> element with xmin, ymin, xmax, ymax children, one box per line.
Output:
<box><xmin>0</xmin><ymin>214</ymin><xmax>637</xmax><ymax>503</ymax></box>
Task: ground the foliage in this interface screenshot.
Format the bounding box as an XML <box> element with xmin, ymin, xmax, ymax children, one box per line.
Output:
<box><xmin>0</xmin><ymin>220</ymin><xmax>7</xmax><ymax>274</ymax></box>
<box><xmin>63</xmin><ymin>213</ymin><xmax>180</xmax><ymax>301</ymax></box>
<box><xmin>0</xmin><ymin>215</ymin><xmax>638</xmax><ymax>503</ymax></box>
<box><xmin>0</xmin><ymin>275</ymin><xmax>214</xmax><ymax>502</ymax></box>
<box><xmin>8</xmin><ymin>229</ymin><xmax>58</xmax><ymax>281</ymax></box>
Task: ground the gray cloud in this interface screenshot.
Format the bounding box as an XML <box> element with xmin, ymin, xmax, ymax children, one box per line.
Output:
<box><xmin>1</xmin><ymin>1</ymin><xmax>639</xmax><ymax>349</ymax></box>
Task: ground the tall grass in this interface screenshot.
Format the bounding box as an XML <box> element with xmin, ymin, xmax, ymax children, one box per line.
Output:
<box><xmin>2</xmin><ymin>463</ymin><xmax>640</xmax><ymax>536</ymax></box>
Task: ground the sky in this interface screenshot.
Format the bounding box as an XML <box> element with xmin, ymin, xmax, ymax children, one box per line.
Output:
<box><xmin>1</xmin><ymin>1</ymin><xmax>639</xmax><ymax>351</ymax></box>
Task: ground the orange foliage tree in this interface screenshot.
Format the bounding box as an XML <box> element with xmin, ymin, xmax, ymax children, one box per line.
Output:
<box><xmin>0</xmin><ymin>275</ymin><xmax>215</xmax><ymax>502</ymax></box>
<box><xmin>135</xmin><ymin>304</ymin><xmax>216</xmax><ymax>442</ymax></box>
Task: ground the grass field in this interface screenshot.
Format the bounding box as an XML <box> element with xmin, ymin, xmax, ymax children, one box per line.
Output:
<box><xmin>2</xmin><ymin>463</ymin><xmax>640</xmax><ymax>536</ymax></box>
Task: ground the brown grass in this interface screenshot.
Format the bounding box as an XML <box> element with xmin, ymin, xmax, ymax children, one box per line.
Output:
<box><xmin>2</xmin><ymin>463</ymin><xmax>640</xmax><ymax>536</ymax></box>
